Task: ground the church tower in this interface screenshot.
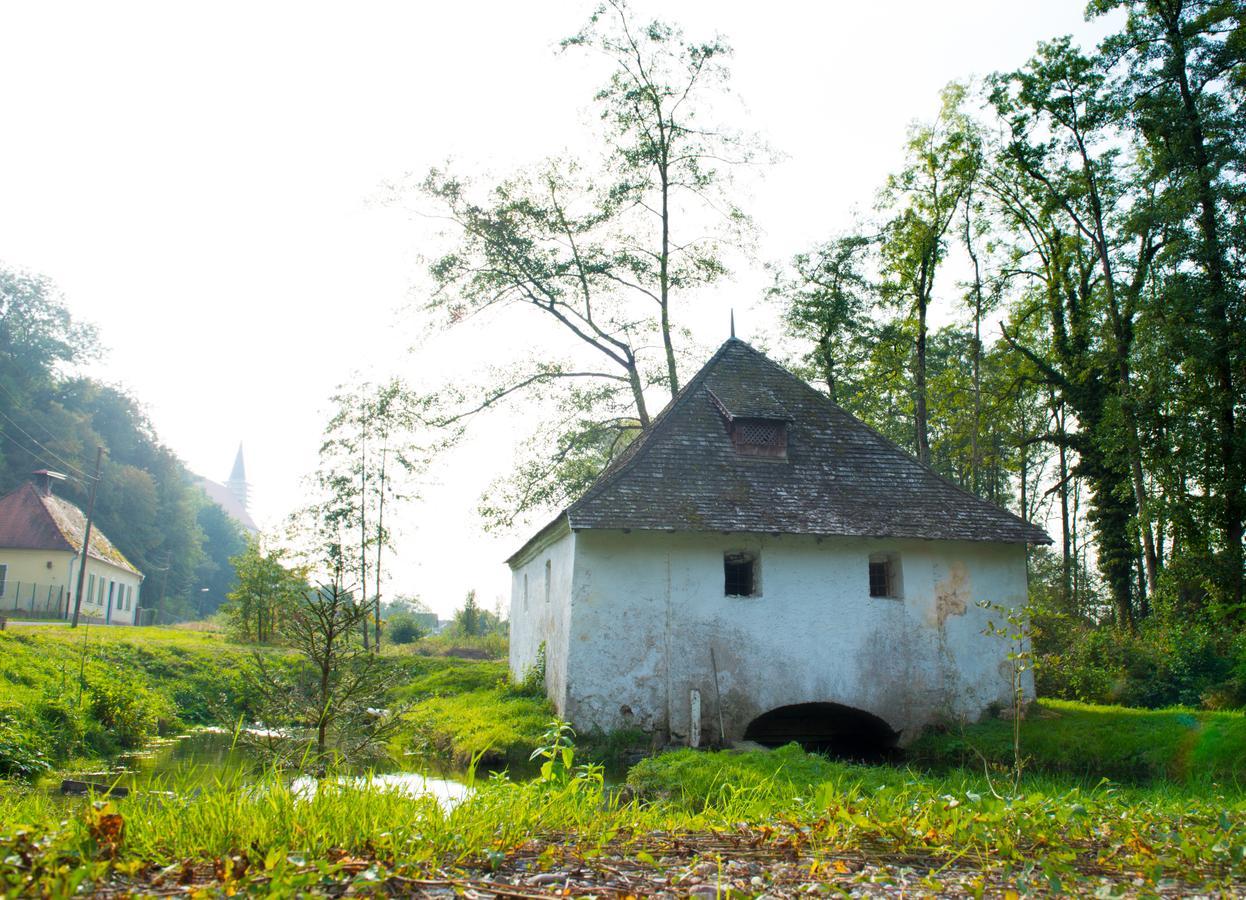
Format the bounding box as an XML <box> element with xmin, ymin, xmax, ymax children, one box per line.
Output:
<box><xmin>226</xmin><ymin>443</ymin><xmax>250</xmax><ymax>515</ymax></box>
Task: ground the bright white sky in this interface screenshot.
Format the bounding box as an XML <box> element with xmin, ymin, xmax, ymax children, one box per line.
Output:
<box><xmin>0</xmin><ymin>1</ymin><xmax>1115</xmax><ymax>618</ymax></box>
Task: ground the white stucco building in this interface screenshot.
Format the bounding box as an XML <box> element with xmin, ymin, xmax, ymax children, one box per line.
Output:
<box><xmin>508</xmin><ymin>338</ymin><xmax>1050</xmax><ymax>752</ymax></box>
<box><xmin>0</xmin><ymin>470</ymin><xmax>144</xmax><ymax>624</ymax></box>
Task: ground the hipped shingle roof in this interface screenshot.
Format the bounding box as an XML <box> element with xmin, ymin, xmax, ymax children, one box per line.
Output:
<box><xmin>510</xmin><ymin>339</ymin><xmax>1050</xmax><ymax>564</ymax></box>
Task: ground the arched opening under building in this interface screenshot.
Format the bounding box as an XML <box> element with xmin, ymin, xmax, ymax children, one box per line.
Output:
<box><xmin>743</xmin><ymin>702</ymin><xmax>900</xmax><ymax>762</ymax></box>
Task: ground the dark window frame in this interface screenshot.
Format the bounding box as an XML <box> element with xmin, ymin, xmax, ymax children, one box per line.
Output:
<box><xmin>868</xmin><ymin>553</ymin><xmax>902</xmax><ymax>599</ymax></box>
<box><xmin>724</xmin><ymin>551</ymin><xmax>759</xmax><ymax>597</ymax></box>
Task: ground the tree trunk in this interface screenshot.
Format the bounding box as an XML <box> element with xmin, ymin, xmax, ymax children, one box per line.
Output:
<box><xmin>626</xmin><ymin>356</ymin><xmax>651</xmax><ymax>428</ymax></box>
<box><xmin>964</xmin><ymin>202</ymin><xmax>984</xmax><ymax>494</ymax></box>
<box><xmin>359</xmin><ymin>425</ymin><xmax>369</xmax><ymax>651</ymax></box>
<box><xmin>1057</xmin><ymin>402</ymin><xmax>1073</xmax><ymax>610</ymax></box>
<box><xmin>1164</xmin><ymin>9</ymin><xmax>1244</xmax><ymax>605</ymax></box>
<box><xmin>915</xmin><ymin>288</ymin><xmax>930</xmax><ymax>465</ymax></box>
<box><xmin>373</xmin><ymin>445</ymin><xmax>387</xmax><ymax>651</ymax></box>
<box><xmin>659</xmin><ymin>155</ymin><xmax>679</xmax><ymax>396</ymax></box>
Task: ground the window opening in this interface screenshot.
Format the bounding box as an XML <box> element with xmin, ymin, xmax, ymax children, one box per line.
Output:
<box><xmin>87</xmin><ymin>573</ymin><xmax>95</xmax><ymax>603</ymax></box>
<box><xmin>724</xmin><ymin>551</ymin><xmax>758</xmax><ymax>596</ymax></box>
<box><xmin>868</xmin><ymin>554</ymin><xmax>901</xmax><ymax>599</ymax></box>
<box><xmin>523</xmin><ymin>573</ymin><xmax>529</xmax><ymax>611</ymax></box>
<box><xmin>544</xmin><ymin>559</ymin><xmax>552</xmax><ymax>604</ymax></box>
<box><xmin>0</xmin><ymin>563</ymin><xmax>6</xmax><ymax>596</ymax></box>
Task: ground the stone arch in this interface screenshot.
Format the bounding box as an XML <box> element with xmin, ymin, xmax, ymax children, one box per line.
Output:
<box><xmin>742</xmin><ymin>701</ymin><xmax>900</xmax><ymax>762</ymax></box>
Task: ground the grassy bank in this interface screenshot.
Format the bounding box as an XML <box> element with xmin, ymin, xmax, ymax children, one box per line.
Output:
<box><xmin>2</xmin><ymin>743</ymin><xmax>1243</xmax><ymax>895</ymax></box>
<box><xmin>0</xmin><ymin>625</ymin><xmax>260</xmax><ymax>777</ymax></box>
<box><xmin>390</xmin><ymin>657</ymin><xmax>551</xmax><ymax>765</ymax></box>
<box><xmin>910</xmin><ymin>698</ymin><xmax>1246</xmax><ymax>785</ymax></box>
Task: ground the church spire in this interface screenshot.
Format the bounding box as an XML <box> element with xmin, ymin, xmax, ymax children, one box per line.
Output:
<box><xmin>226</xmin><ymin>443</ymin><xmax>249</xmax><ymax>512</ymax></box>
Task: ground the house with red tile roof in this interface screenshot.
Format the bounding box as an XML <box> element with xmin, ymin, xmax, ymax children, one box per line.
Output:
<box><xmin>0</xmin><ymin>470</ymin><xmax>143</xmax><ymax>623</ymax></box>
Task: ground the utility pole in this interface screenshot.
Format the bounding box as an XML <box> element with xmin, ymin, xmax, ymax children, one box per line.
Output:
<box><xmin>70</xmin><ymin>446</ymin><xmax>103</xmax><ymax>628</ymax></box>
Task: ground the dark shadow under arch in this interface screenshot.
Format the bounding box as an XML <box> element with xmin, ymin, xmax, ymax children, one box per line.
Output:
<box><xmin>743</xmin><ymin>702</ymin><xmax>901</xmax><ymax>762</ymax></box>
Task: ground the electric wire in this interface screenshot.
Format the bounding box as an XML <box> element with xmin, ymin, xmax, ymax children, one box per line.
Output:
<box><xmin>0</xmin><ymin>407</ymin><xmax>97</xmax><ymax>481</ymax></box>
<box><xmin>0</xmin><ymin>428</ymin><xmax>94</xmax><ymax>489</ymax></box>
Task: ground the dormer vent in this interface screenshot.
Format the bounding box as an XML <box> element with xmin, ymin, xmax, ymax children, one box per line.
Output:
<box><xmin>731</xmin><ymin>418</ymin><xmax>788</xmax><ymax>458</ymax></box>
<box><xmin>706</xmin><ymin>388</ymin><xmax>790</xmax><ymax>460</ymax></box>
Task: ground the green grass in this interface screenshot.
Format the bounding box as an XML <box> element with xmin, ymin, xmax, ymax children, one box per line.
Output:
<box><xmin>389</xmin><ymin>658</ymin><xmax>552</xmax><ymax>764</ymax></box>
<box><xmin>0</xmin><ymin>625</ymin><xmax>265</xmax><ymax>775</ymax></box>
<box><xmin>2</xmin><ymin>744</ymin><xmax>1243</xmax><ymax>895</ymax></box>
<box><xmin>910</xmin><ymin>698</ymin><xmax>1246</xmax><ymax>785</ymax></box>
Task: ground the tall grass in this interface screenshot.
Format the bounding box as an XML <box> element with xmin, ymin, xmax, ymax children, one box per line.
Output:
<box><xmin>3</xmin><ymin>744</ymin><xmax>1243</xmax><ymax>894</ymax></box>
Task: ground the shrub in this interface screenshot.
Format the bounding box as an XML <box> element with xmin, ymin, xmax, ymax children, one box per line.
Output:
<box><xmin>86</xmin><ymin>675</ymin><xmax>175</xmax><ymax>750</ymax></box>
<box><xmin>386</xmin><ymin>612</ymin><xmax>427</xmax><ymax>645</ymax></box>
<box><xmin>0</xmin><ymin>712</ymin><xmax>51</xmax><ymax>779</ymax></box>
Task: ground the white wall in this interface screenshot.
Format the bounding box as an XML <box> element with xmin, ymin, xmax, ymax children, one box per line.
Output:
<box><xmin>66</xmin><ymin>554</ymin><xmax>144</xmax><ymax>625</ymax></box>
<box><xmin>508</xmin><ymin>524</ymin><xmax>576</xmax><ymax>714</ymax></box>
<box><xmin>561</xmin><ymin>530</ymin><xmax>1031</xmax><ymax>743</ymax></box>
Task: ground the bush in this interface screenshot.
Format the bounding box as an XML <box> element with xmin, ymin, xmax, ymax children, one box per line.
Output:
<box><xmin>0</xmin><ymin>712</ymin><xmax>51</xmax><ymax>779</ymax></box>
<box><xmin>86</xmin><ymin>675</ymin><xmax>175</xmax><ymax>750</ymax></box>
<box><xmin>1035</xmin><ymin>617</ymin><xmax>1243</xmax><ymax>710</ymax></box>
<box><xmin>386</xmin><ymin>612</ymin><xmax>427</xmax><ymax>645</ymax></box>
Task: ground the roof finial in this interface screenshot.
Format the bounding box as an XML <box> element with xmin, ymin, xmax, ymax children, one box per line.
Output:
<box><xmin>730</xmin><ymin>309</ymin><xmax>735</xmax><ymax>339</ymax></box>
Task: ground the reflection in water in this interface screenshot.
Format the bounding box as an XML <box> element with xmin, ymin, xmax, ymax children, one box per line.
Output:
<box><xmin>290</xmin><ymin>772</ymin><xmax>470</xmax><ymax>808</ymax></box>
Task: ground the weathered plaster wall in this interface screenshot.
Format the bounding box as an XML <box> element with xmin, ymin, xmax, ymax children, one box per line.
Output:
<box><xmin>508</xmin><ymin>527</ymin><xmax>576</xmax><ymax>714</ymax></box>
<box><xmin>561</xmin><ymin>530</ymin><xmax>1031</xmax><ymax>744</ymax></box>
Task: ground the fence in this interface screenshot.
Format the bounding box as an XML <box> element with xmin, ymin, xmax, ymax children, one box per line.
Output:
<box><xmin>0</xmin><ymin>581</ymin><xmax>69</xmax><ymax>620</ymax></box>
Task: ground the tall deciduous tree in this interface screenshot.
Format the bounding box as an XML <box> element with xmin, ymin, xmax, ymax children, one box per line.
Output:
<box><xmin>1091</xmin><ymin>0</ymin><xmax>1246</xmax><ymax>610</ymax></box>
<box><xmin>878</xmin><ymin>84</ymin><xmax>981</xmax><ymax>464</ymax></box>
<box><xmin>414</xmin><ymin>1</ymin><xmax>759</xmax><ymax>528</ymax></box>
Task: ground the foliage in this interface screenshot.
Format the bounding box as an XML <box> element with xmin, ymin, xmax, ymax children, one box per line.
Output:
<box><xmin>768</xmin><ymin>0</ymin><xmax>1246</xmax><ymax>679</ymax></box>
<box><xmin>84</xmin><ymin>674</ymin><xmax>172</xmax><ymax>751</ymax></box>
<box><xmin>223</xmin><ymin>540</ymin><xmax>307</xmax><ymax>643</ymax></box>
<box><xmin>516</xmin><ymin>640</ymin><xmax>546</xmax><ymax>696</ymax></box>
<box><xmin>384</xmin><ymin>611</ymin><xmax>427</xmax><ymax>645</ymax></box>
<box><xmin>309</xmin><ymin>377</ymin><xmax>435</xmax><ymax>649</ymax></box>
<box><xmin>0</xmin><ymin>713</ymin><xmax>51</xmax><ymax>778</ymax></box>
<box><xmin>242</xmin><ymin>583</ymin><xmax>405</xmax><ymax>769</ymax></box>
<box><xmin>413</xmin><ymin>0</ymin><xmax>761</xmax><ymax>528</ymax></box>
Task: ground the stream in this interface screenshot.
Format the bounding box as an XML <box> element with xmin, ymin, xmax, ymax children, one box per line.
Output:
<box><xmin>46</xmin><ymin>730</ymin><xmax>499</xmax><ymax>807</ymax></box>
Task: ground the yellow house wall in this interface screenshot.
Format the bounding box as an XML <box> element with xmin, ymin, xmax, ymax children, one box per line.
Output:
<box><xmin>0</xmin><ymin>548</ymin><xmax>143</xmax><ymax>624</ymax></box>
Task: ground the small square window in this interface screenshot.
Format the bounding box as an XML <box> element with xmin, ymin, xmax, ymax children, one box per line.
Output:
<box><xmin>724</xmin><ymin>551</ymin><xmax>758</xmax><ymax>597</ymax></box>
<box><xmin>868</xmin><ymin>554</ymin><xmax>902</xmax><ymax>599</ymax></box>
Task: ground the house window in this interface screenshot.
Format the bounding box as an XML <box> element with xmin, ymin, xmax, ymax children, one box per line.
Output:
<box><xmin>868</xmin><ymin>553</ymin><xmax>902</xmax><ymax>599</ymax></box>
<box><xmin>544</xmin><ymin>560</ymin><xmax>552</xmax><ymax>604</ymax></box>
<box><xmin>88</xmin><ymin>573</ymin><xmax>95</xmax><ymax>603</ymax></box>
<box><xmin>523</xmin><ymin>573</ymin><xmax>529</xmax><ymax>611</ymax></box>
<box><xmin>0</xmin><ymin>563</ymin><xmax>6</xmax><ymax>596</ymax></box>
<box><xmin>724</xmin><ymin>551</ymin><xmax>758</xmax><ymax>597</ymax></box>
<box><xmin>730</xmin><ymin>418</ymin><xmax>788</xmax><ymax>458</ymax></box>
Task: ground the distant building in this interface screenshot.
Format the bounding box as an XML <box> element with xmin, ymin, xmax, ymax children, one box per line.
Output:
<box><xmin>196</xmin><ymin>443</ymin><xmax>258</xmax><ymax>534</ymax></box>
<box><xmin>0</xmin><ymin>470</ymin><xmax>144</xmax><ymax>624</ymax></box>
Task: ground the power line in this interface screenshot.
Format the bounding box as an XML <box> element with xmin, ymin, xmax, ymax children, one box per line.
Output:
<box><xmin>0</xmin><ymin>380</ymin><xmax>67</xmax><ymax>445</ymax></box>
<box><xmin>0</xmin><ymin>407</ymin><xmax>96</xmax><ymax>481</ymax></box>
<box><xmin>0</xmin><ymin>428</ymin><xmax>95</xmax><ymax>489</ymax></box>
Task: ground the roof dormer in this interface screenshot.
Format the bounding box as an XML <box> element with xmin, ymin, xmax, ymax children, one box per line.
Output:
<box><xmin>707</xmin><ymin>389</ymin><xmax>790</xmax><ymax>460</ymax></box>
